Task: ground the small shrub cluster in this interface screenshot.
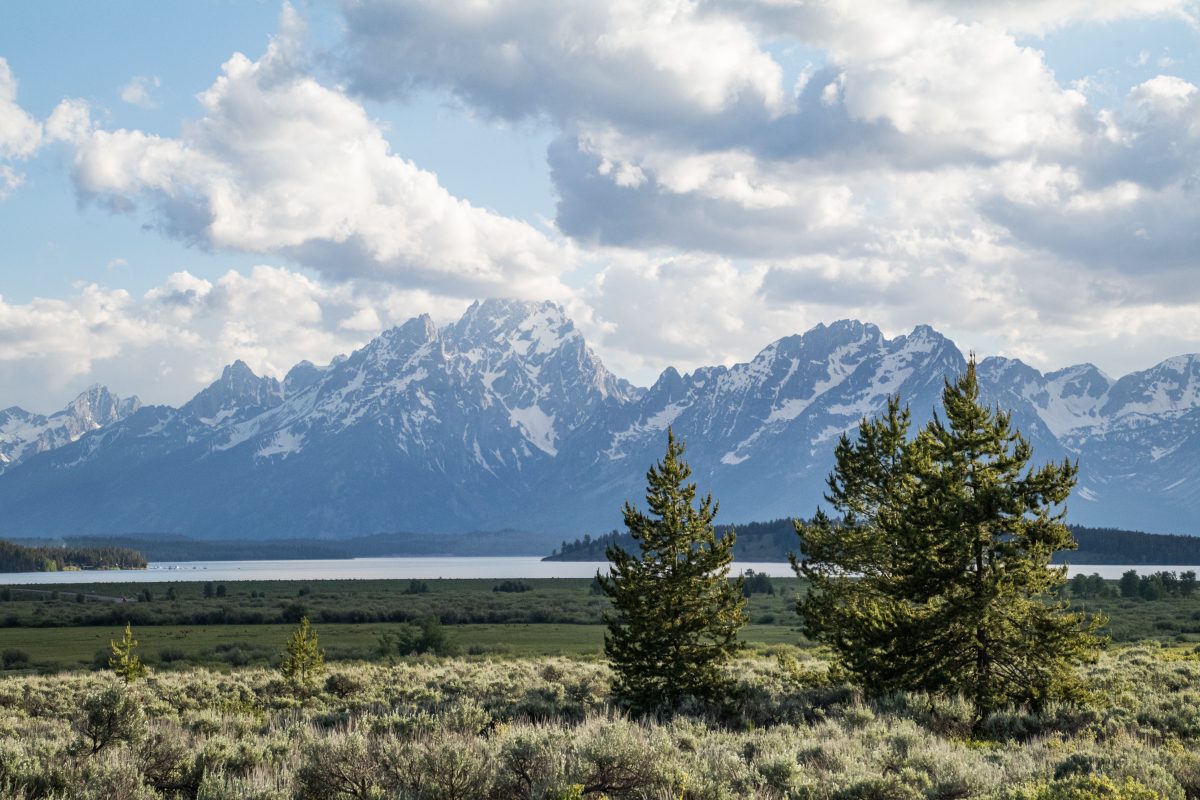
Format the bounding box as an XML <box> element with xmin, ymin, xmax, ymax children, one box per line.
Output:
<box><xmin>376</xmin><ymin>618</ymin><xmax>457</xmax><ymax>657</ymax></box>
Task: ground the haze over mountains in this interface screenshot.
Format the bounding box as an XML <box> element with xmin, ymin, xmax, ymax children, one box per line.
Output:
<box><xmin>0</xmin><ymin>299</ymin><xmax>1197</xmax><ymax>539</ymax></box>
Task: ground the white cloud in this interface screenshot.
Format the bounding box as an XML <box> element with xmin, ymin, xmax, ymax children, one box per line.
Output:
<box><xmin>917</xmin><ymin>0</ymin><xmax>1198</xmax><ymax>35</ymax></box>
<box><xmin>341</xmin><ymin>0</ymin><xmax>788</xmax><ymax>128</ymax></box>
<box><xmin>45</xmin><ymin>98</ymin><xmax>92</xmax><ymax>144</ymax></box>
<box><xmin>0</xmin><ymin>265</ymin><xmax>471</xmax><ymax>412</ymax></box>
<box><xmin>0</xmin><ymin>58</ymin><xmax>41</xmax><ymax>160</ymax></box>
<box><xmin>0</xmin><ymin>165</ymin><xmax>23</xmax><ymax>199</ymax></box>
<box><xmin>118</xmin><ymin>75</ymin><xmax>161</xmax><ymax>108</ymax></box>
<box><xmin>0</xmin><ymin>57</ymin><xmax>44</xmax><ymax>200</ymax></box>
<box><xmin>68</xmin><ymin>4</ymin><xmax>576</xmax><ymax>301</ymax></box>
<box><xmin>10</xmin><ymin>0</ymin><xmax>1199</xmax><ymax>408</ymax></box>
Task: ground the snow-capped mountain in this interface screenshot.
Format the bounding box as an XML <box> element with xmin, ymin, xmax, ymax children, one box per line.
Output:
<box><xmin>542</xmin><ymin>320</ymin><xmax>966</xmax><ymax>529</ymax></box>
<box><xmin>0</xmin><ymin>386</ymin><xmax>140</xmax><ymax>474</ymax></box>
<box><xmin>0</xmin><ymin>300</ymin><xmax>1196</xmax><ymax>538</ymax></box>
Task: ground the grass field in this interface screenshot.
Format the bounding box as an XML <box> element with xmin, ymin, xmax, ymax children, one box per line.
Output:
<box><xmin>0</xmin><ymin>621</ymin><xmax>804</xmax><ymax>670</ymax></box>
<box><xmin>2</xmin><ymin>574</ymin><xmax>1199</xmax><ymax>674</ymax></box>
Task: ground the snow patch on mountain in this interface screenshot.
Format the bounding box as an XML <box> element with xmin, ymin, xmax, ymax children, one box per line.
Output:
<box><xmin>509</xmin><ymin>405</ymin><xmax>557</xmax><ymax>456</ymax></box>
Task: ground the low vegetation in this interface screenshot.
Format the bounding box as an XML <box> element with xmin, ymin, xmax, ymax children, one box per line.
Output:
<box><xmin>0</xmin><ymin>647</ymin><xmax>1198</xmax><ymax>799</ymax></box>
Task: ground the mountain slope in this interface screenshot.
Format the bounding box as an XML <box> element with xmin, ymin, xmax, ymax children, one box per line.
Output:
<box><xmin>0</xmin><ymin>386</ymin><xmax>140</xmax><ymax>474</ymax></box>
<box><xmin>0</xmin><ymin>302</ymin><xmax>1196</xmax><ymax>538</ymax></box>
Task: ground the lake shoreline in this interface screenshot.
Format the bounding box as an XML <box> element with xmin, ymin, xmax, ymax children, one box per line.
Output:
<box><xmin>2</xmin><ymin>556</ymin><xmax>1198</xmax><ymax>585</ymax></box>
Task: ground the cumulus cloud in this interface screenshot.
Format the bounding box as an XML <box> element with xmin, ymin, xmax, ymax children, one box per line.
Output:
<box><xmin>68</xmin><ymin>4</ymin><xmax>576</xmax><ymax>300</ymax></box>
<box><xmin>118</xmin><ymin>75</ymin><xmax>161</xmax><ymax>108</ymax></box>
<box><xmin>334</xmin><ymin>0</ymin><xmax>1200</xmax><ymax>372</ymax></box>
<box><xmin>0</xmin><ymin>57</ymin><xmax>43</xmax><ymax>199</ymax></box>
<box><xmin>918</xmin><ymin>0</ymin><xmax>1197</xmax><ymax>35</ymax></box>
<box><xmin>12</xmin><ymin>0</ymin><xmax>1197</xmax><ymax>403</ymax></box>
<box><xmin>0</xmin><ymin>266</ymin><xmax>471</xmax><ymax>412</ymax></box>
<box><xmin>0</xmin><ymin>58</ymin><xmax>41</xmax><ymax>160</ymax></box>
<box><xmin>341</xmin><ymin>0</ymin><xmax>788</xmax><ymax>129</ymax></box>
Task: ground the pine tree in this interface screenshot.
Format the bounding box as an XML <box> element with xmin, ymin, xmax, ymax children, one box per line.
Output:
<box><xmin>795</xmin><ymin>359</ymin><xmax>1106</xmax><ymax>724</ymax></box>
<box><xmin>109</xmin><ymin>622</ymin><xmax>147</xmax><ymax>684</ymax></box>
<box><xmin>598</xmin><ymin>428</ymin><xmax>747</xmax><ymax>712</ymax></box>
<box><xmin>280</xmin><ymin>616</ymin><xmax>325</xmax><ymax>692</ymax></box>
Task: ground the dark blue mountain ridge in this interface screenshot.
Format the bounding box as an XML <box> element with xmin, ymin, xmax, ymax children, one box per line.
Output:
<box><xmin>0</xmin><ymin>299</ymin><xmax>1196</xmax><ymax>538</ymax></box>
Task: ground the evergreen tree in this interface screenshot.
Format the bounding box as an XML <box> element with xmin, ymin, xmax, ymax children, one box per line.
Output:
<box><xmin>280</xmin><ymin>616</ymin><xmax>325</xmax><ymax>691</ymax></box>
<box><xmin>598</xmin><ymin>428</ymin><xmax>748</xmax><ymax>713</ymax></box>
<box><xmin>1119</xmin><ymin>570</ymin><xmax>1141</xmax><ymax>598</ymax></box>
<box><xmin>109</xmin><ymin>622</ymin><xmax>147</xmax><ymax>684</ymax></box>
<box><xmin>795</xmin><ymin>359</ymin><xmax>1106</xmax><ymax>724</ymax></box>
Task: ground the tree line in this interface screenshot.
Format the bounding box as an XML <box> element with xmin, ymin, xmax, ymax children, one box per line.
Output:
<box><xmin>0</xmin><ymin>540</ymin><xmax>146</xmax><ymax>572</ymax></box>
<box><xmin>552</xmin><ymin>520</ymin><xmax>1200</xmax><ymax>565</ymax></box>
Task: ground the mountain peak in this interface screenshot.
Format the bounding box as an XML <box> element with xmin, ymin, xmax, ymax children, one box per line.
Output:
<box><xmin>183</xmin><ymin>360</ymin><xmax>282</xmax><ymax>422</ymax></box>
<box><xmin>448</xmin><ymin>298</ymin><xmax>579</xmax><ymax>360</ymax></box>
<box><xmin>375</xmin><ymin>314</ymin><xmax>438</xmax><ymax>347</ymax></box>
<box><xmin>61</xmin><ymin>384</ymin><xmax>141</xmax><ymax>428</ymax></box>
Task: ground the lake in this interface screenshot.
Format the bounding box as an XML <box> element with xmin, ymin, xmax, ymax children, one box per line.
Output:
<box><xmin>0</xmin><ymin>558</ymin><xmax>1193</xmax><ymax>584</ymax></box>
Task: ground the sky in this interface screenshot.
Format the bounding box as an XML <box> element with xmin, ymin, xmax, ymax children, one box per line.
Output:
<box><xmin>1</xmin><ymin>0</ymin><xmax>1198</xmax><ymax>412</ymax></box>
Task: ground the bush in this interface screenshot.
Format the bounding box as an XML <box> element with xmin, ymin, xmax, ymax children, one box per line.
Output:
<box><xmin>158</xmin><ymin>647</ymin><xmax>187</xmax><ymax>663</ymax></box>
<box><xmin>1</xmin><ymin>648</ymin><xmax>30</xmax><ymax>669</ymax></box>
<box><xmin>493</xmin><ymin>580</ymin><xmax>532</xmax><ymax>593</ymax></box>
<box><xmin>1007</xmin><ymin>775</ymin><xmax>1166</xmax><ymax>800</ymax></box>
<box><xmin>74</xmin><ymin>683</ymin><xmax>145</xmax><ymax>754</ymax></box>
<box><xmin>294</xmin><ymin>731</ymin><xmax>379</xmax><ymax>800</ymax></box>
<box><xmin>377</xmin><ymin>618</ymin><xmax>457</xmax><ymax>657</ymax></box>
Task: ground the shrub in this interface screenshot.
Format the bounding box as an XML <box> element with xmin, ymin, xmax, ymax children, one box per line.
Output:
<box><xmin>1007</xmin><ymin>775</ymin><xmax>1166</xmax><ymax>800</ymax></box>
<box><xmin>1</xmin><ymin>648</ymin><xmax>30</xmax><ymax>669</ymax></box>
<box><xmin>158</xmin><ymin>647</ymin><xmax>187</xmax><ymax>663</ymax></box>
<box><xmin>294</xmin><ymin>732</ymin><xmax>380</xmax><ymax>799</ymax></box>
<box><xmin>74</xmin><ymin>683</ymin><xmax>145</xmax><ymax>754</ymax></box>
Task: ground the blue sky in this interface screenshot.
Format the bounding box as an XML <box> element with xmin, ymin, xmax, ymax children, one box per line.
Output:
<box><xmin>1</xmin><ymin>1</ymin><xmax>1198</xmax><ymax>410</ymax></box>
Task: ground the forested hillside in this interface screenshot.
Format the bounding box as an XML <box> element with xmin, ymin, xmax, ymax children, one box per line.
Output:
<box><xmin>548</xmin><ymin>521</ymin><xmax>1200</xmax><ymax>565</ymax></box>
<box><xmin>0</xmin><ymin>539</ymin><xmax>145</xmax><ymax>572</ymax></box>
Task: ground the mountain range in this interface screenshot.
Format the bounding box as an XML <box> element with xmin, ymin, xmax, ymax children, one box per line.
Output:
<box><xmin>0</xmin><ymin>299</ymin><xmax>1196</xmax><ymax>539</ymax></box>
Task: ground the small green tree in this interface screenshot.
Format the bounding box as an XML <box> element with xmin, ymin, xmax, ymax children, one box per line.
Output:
<box><xmin>109</xmin><ymin>622</ymin><xmax>147</xmax><ymax>684</ymax></box>
<box><xmin>598</xmin><ymin>428</ymin><xmax>747</xmax><ymax>712</ymax></box>
<box><xmin>796</xmin><ymin>359</ymin><xmax>1106</xmax><ymax>725</ymax></box>
<box><xmin>281</xmin><ymin>616</ymin><xmax>325</xmax><ymax>691</ymax></box>
<box><xmin>1118</xmin><ymin>570</ymin><xmax>1140</xmax><ymax>598</ymax></box>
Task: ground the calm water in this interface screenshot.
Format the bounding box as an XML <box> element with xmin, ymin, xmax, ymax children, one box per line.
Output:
<box><xmin>0</xmin><ymin>557</ymin><xmax>1191</xmax><ymax>585</ymax></box>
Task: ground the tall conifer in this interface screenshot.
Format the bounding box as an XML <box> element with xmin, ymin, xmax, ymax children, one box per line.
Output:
<box><xmin>796</xmin><ymin>359</ymin><xmax>1106</xmax><ymax>724</ymax></box>
<box><xmin>599</xmin><ymin>428</ymin><xmax>747</xmax><ymax>712</ymax></box>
